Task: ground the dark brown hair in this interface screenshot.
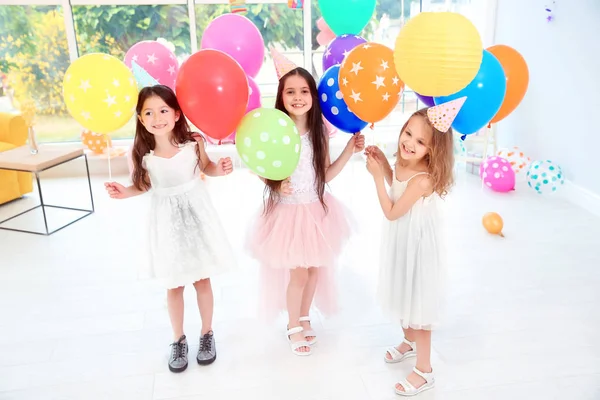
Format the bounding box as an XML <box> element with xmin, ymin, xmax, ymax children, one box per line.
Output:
<box><xmin>396</xmin><ymin>108</ymin><xmax>455</xmax><ymax>198</ymax></box>
<box><xmin>263</xmin><ymin>67</ymin><xmax>328</xmax><ymax>214</ymax></box>
<box><xmin>131</xmin><ymin>85</ymin><xmax>202</xmax><ymax>191</ymax></box>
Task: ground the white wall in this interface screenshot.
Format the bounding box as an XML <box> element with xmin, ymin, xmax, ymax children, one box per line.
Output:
<box><xmin>494</xmin><ymin>0</ymin><xmax>600</xmax><ymax>196</ymax></box>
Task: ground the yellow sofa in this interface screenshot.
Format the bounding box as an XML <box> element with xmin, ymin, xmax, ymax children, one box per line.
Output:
<box><xmin>0</xmin><ymin>112</ymin><xmax>33</xmax><ymax>204</ymax></box>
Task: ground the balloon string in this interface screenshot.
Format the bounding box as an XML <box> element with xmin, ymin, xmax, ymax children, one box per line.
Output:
<box><xmin>106</xmin><ymin>136</ymin><xmax>112</xmax><ymax>181</ymax></box>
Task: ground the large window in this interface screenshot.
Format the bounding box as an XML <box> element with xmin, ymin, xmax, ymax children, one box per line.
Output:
<box><xmin>72</xmin><ymin>4</ymin><xmax>191</xmax><ymax>140</ymax></box>
<box><xmin>0</xmin><ymin>5</ymin><xmax>71</xmax><ymax>143</ymax></box>
<box><xmin>0</xmin><ymin>0</ymin><xmax>494</xmax><ymax>143</ymax></box>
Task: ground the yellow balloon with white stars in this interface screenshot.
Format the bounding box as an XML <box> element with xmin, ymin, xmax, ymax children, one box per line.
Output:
<box><xmin>63</xmin><ymin>53</ymin><xmax>138</xmax><ymax>134</ymax></box>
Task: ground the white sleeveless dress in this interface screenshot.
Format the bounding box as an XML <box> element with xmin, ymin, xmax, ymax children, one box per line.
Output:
<box><xmin>377</xmin><ymin>170</ymin><xmax>448</xmax><ymax>331</ymax></box>
<box><xmin>143</xmin><ymin>141</ymin><xmax>235</xmax><ymax>289</ymax></box>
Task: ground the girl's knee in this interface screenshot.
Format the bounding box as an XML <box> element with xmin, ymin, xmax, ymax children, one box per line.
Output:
<box><xmin>193</xmin><ymin>278</ymin><xmax>211</xmax><ymax>291</ymax></box>
<box><xmin>290</xmin><ymin>267</ymin><xmax>309</xmax><ymax>286</ymax></box>
<box><xmin>167</xmin><ymin>286</ymin><xmax>185</xmax><ymax>295</ymax></box>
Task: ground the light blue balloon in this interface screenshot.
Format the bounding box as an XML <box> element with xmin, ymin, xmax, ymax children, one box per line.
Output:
<box><xmin>434</xmin><ymin>50</ymin><xmax>507</xmax><ymax>135</ymax></box>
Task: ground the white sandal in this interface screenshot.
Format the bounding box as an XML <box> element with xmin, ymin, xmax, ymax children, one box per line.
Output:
<box><xmin>395</xmin><ymin>367</ymin><xmax>435</xmax><ymax>396</ymax></box>
<box><xmin>286</xmin><ymin>326</ymin><xmax>312</xmax><ymax>356</ymax></box>
<box><xmin>299</xmin><ymin>316</ymin><xmax>317</xmax><ymax>345</ymax></box>
<box><xmin>384</xmin><ymin>338</ymin><xmax>416</xmax><ymax>363</ymax></box>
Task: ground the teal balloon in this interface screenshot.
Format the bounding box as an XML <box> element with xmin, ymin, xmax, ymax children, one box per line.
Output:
<box><xmin>235</xmin><ymin>108</ymin><xmax>301</xmax><ymax>181</ymax></box>
<box><xmin>319</xmin><ymin>0</ymin><xmax>376</xmax><ymax>36</ymax></box>
<box><xmin>434</xmin><ymin>50</ymin><xmax>507</xmax><ymax>135</ymax></box>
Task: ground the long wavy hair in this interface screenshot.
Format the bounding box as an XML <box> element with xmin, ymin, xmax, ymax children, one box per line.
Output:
<box><xmin>263</xmin><ymin>67</ymin><xmax>328</xmax><ymax>214</ymax></box>
<box><xmin>131</xmin><ymin>85</ymin><xmax>202</xmax><ymax>191</ymax></box>
<box><xmin>396</xmin><ymin>108</ymin><xmax>455</xmax><ymax>198</ymax></box>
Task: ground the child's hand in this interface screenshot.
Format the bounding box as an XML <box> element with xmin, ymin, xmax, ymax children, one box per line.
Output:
<box><xmin>365</xmin><ymin>145</ymin><xmax>386</xmax><ymax>164</ymax></box>
<box><xmin>347</xmin><ymin>133</ymin><xmax>366</xmax><ymax>154</ymax></box>
<box><xmin>366</xmin><ymin>154</ymin><xmax>384</xmax><ymax>178</ymax></box>
<box><xmin>279</xmin><ymin>177</ymin><xmax>293</xmax><ymax>196</ymax></box>
<box><xmin>105</xmin><ymin>182</ymin><xmax>128</xmax><ymax>199</ymax></box>
<box><xmin>216</xmin><ymin>157</ymin><xmax>233</xmax><ymax>176</ymax></box>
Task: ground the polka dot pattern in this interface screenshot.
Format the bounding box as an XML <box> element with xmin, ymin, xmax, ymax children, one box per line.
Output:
<box><xmin>235</xmin><ymin>107</ymin><xmax>301</xmax><ymax>180</ymax></box>
<box><xmin>526</xmin><ymin>160</ymin><xmax>564</xmax><ymax>194</ymax></box>
<box><xmin>426</xmin><ymin>96</ymin><xmax>467</xmax><ymax>132</ymax></box>
<box><xmin>497</xmin><ymin>146</ymin><xmax>531</xmax><ymax>174</ymax></box>
<box><xmin>479</xmin><ymin>155</ymin><xmax>515</xmax><ymax>192</ymax></box>
<box><xmin>81</xmin><ymin>129</ymin><xmax>111</xmax><ymax>154</ymax></box>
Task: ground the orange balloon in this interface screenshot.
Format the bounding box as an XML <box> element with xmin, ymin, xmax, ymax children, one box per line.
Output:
<box><xmin>488</xmin><ymin>45</ymin><xmax>529</xmax><ymax>124</ymax></box>
<box><xmin>339</xmin><ymin>42</ymin><xmax>404</xmax><ymax>124</ymax></box>
<box><xmin>482</xmin><ymin>212</ymin><xmax>504</xmax><ymax>237</ymax></box>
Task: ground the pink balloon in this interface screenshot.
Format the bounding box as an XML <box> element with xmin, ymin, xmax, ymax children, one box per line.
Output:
<box><xmin>247</xmin><ymin>76</ymin><xmax>261</xmax><ymax>112</ymax></box>
<box><xmin>201</xmin><ymin>14</ymin><xmax>265</xmax><ymax>78</ymax></box>
<box><xmin>124</xmin><ymin>41</ymin><xmax>179</xmax><ymax>90</ymax></box>
<box><xmin>316</xmin><ymin>17</ymin><xmax>336</xmax><ymax>47</ymax></box>
<box><xmin>479</xmin><ymin>156</ymin><xmax>516</xmax><ymax>192</ymax></box>
<box><xmin>323</xmin><ymin>115</ymin><xmax>338</xmax><ymax>137</ymax></box>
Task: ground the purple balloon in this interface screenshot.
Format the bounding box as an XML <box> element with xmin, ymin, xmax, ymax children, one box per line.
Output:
<box><xmin>322</xmin><ymin>34</ymin><xmax>367</xmax><ymax>71</ymax></box>
<box><xmin>415</xmin><ymin>92</ymin><xmax>435</xmax><ymax>107</ymax></box>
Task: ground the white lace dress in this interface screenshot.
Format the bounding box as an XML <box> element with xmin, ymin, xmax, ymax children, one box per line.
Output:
<box><xmin>143</xmin><ymin>141</ymin><xmax>235</xmax><ymax>289</ymax></box>
<box><xmin>377</xmin><ymin>170</ymin><xmax>448</xmax><ymax>330</ymax></box>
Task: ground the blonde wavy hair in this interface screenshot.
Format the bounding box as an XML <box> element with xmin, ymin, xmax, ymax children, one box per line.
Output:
<box><xmin>396</xmin><ymin>108</ymin><xmax>455</xmax><ymax>198</ymax></box>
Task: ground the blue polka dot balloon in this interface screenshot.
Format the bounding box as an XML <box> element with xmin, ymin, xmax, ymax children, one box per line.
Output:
<box><xmin>526</xmin><ymin>160</ymin><xmax>564</xmax><ymax>194</ymax></box>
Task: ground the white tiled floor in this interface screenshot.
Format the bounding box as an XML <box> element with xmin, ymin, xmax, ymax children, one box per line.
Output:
<box><xmin>1</xmin><ymin>160</ymin><xmax>599</xmax><ymax>400</ymax></box>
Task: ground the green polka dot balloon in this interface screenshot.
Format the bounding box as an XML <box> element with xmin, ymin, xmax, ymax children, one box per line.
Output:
<box><xmin>235</xmin><ymin>108</ymin><xmax>301</xmax><ymax>180</ymax></box>
<box><xmin>526</xmin><ymin>160</ymin><xmax>564</xmax><ymax>194</ymax></box>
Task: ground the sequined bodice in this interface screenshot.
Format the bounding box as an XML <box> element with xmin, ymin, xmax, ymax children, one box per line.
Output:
<box><xmin>281</xmin><ymin>133</ymin><xmax>318</xmax><ymax>204</ymax></box>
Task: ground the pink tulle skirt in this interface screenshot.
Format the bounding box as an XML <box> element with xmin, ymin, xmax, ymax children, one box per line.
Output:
<box><xmin>246</xmin><ymin>192</ymin><xmax>353</xmax><ymax>320</ymax></box>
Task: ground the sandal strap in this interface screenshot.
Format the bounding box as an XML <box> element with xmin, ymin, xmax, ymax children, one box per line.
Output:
<box><xmin>398</xmin><ymin>379</ymin><xmax>416</xmax><ymax>393</ymax></box>
<box><xmin>287</xmin><ymin>326</ymin><xmax>304</xmax><ymax>335</ymax></box>
<box><xmin>299</xmin><ymin>316</ymin><xmax>311</xmax><ymax>322</ymax></box>
<box><xmin>412</xmin><ymin>367</ymin><xmax>434</xmax><ymax>383</ymax></box>
<box><xmin>387</xmin><ymin>346</ymin><xmax>401</xmax><ymax>358</ymax></box>
<box><xmin>403</xmin><ymin>338</ymin><xmax>416</xmax><ymax>348</ymax></box>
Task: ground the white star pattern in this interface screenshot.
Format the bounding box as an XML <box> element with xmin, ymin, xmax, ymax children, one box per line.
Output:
<box><xmin>350</xmin><ymin>61</ymin><xmax>363</xmax><ymax>75</ymax></box>
<box><xmin>112</xmin><ymin>79</ymin><xmax>120</xmax><ymax>87</ymax></box>
<box><xmin>129</xmin><ymin>77</ymin><xmax>135</xmax><ymax>86</ymax></box>
<box><xmin>349</xmin><ymin>90</ymin><xmax>362</xmax><ymax>103</ymax></box>
<box><xmin>341</xmin><ymin>34</ymin><xmax>348</xmax><ymax>38</ymax></box>
<box><xmin>392</xmin><ymin>77</ymin><xmax>400</xmax><ymax>86</ymax></box>
<box><xmin>372</xmin><ymin>75</ymin><xmax>386</xmax><ymax>90</ymax></box>
<box><xmin>382</xmin><ymin>92</ymin><xmax>391</xmax><ymax>101</ymax></box>
<box><xmin>342</xmin><ymin>49</ymin><xmax>350</xmax><ymax>58</ymax></box>
<box><xmin>125</xmin><ymin>95</ymin><xmax>131</xmax><ymax>103</ymax></box>
<box><xmin>79</xmin><ymin>79</ymin><xmax>92</xmax><ymax>92</ymax></box>
<box><xmin>66</xmin><ymin>73</ymin><xmax>71</xmax><ymax>82</ymax></box>
<box><xmin>147</xmin><ymin>53</ymin><xmax>158</xmax><ymax>64</ymax></box>
<box><xmin>132</xmin><ymin>55</ymin><xmax>138</xmax><ymax>63</ymax></box>
<box><xmin>363</xmin><ymin>43</ymin><xmax>372</xmax><ymax>49</ymax></box>
<box><xmin>168</xmin><ymin>65</ymin><xmax>176</xmax><ymax>75</ymax></box>
<box><xmin>380</xmin><ymin>60</ymin><xmax>390</xmax><ymax>71</ymax></box>
<box><xmin>114</xmin><ymin>110</ymin><xmax>122</xmax><ymax>118</ymax></box>
<box><xmin>169</xmin><ymin>54</ymin><xmax>175</xmax><ymax>60</ymax></box>
<box><xmin>81</xmin><ymin>111</ymin><xmax>91</xmax><ymax>120</ymax></box>
<box><xmin>342</xmin><ymin>77</ymin><xmax>348</xmax><ymax>86</ymax></box>
<box><xmin>69</xmin><ymin>94</ymin><xmax>75</xmax><ymax>103</ymax></box>
<box><xmin>103</xmin><ymin>93</ymin><xmax>117</xmax><ymax>107</ymax></box>
<box><xmin>324</xmin><ymin>48</ymin><xmax>332</xmax><ymax>58</ymax></box>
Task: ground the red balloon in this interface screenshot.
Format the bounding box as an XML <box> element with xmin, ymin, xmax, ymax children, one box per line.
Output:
<box><xmin>176</xmin><ymin>49</ymin><xmax>249</xmax><ymax>140</ymax></box>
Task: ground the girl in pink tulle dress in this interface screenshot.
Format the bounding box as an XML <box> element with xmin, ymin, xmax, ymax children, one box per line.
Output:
<box><xmin>246</xmin><ymin>63</ymin><xmax>364</xmax><ymax>356</ymax></box>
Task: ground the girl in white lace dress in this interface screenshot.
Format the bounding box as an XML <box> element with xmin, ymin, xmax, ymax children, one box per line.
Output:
<box><xmin>105</xmin><ymin>85</ymin><xmax>235</xmax><ymax>373</ymax></box>
<box><xmin>365</xmin><ymin>99</ymin><xmax>464</xmax><ymax>396</ymax></box>
<box><xmin>246</xmin><ymin>66</ymin><xmax>364</xmax><ymax>356</ymax></box>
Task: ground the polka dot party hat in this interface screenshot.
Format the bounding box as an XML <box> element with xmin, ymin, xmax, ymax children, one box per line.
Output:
<box><xmin>270</xmin><ymin>47</ymin><xmax>298</xmax><ymax>80</ymax></box>
<box><xmin>426</xmin><ymin>96</ymin><xmax>467</xmax><ymax>133</ymax></box>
